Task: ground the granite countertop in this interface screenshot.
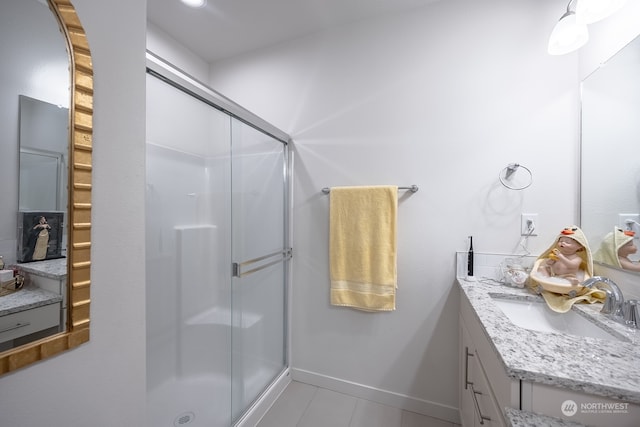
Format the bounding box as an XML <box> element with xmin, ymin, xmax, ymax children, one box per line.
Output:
<box><xmin>16</xmin><ymin>257</ymin><xmax>67</xmax><ymax>280</ymax></box>
<box><xmin>0</xmin><ymin>285</ymin><xmax>62</xmax><ymax>317</ymax></box>
<box><xmin>457</xmin><ymin>277</ymin><xmax>640</xmax><ymax>405</ymax></box>
<box><xmin>504</xmin><ymin>407</ymin><xmax>586</xmax><ymax>427</ymax></box>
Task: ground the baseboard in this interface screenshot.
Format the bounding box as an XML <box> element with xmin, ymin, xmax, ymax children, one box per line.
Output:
<box><xmin>235</xmin><ymin>368</ymin><xmax>292</xmax><ymax>427</ymax></box>
<box><xmin>291</xmin><ymin>368</ymin><xmax>460</xmax><ymax>424</ymax></box>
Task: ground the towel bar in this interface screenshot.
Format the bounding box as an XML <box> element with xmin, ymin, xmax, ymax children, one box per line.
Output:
<box><xmin>321</xmin><ymin>185</ymin><xmax>418</xmax><ymax>194</ymax></box>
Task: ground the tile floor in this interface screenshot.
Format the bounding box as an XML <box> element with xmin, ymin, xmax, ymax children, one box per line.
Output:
<box><xmin>256</xmin><ymin>381</ymin><xmax>461</xmax><ymax>427</ymax></box>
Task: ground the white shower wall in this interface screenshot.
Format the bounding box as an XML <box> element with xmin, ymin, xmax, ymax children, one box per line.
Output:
<box><xmin>145</xmin><ymin>72</ymin><xmax>236</xmax><ymax>427</ymax></box>
<box><xmin>145</xmin><ymin>74</ymin><xmax>232</xmax><ymax>387</ymax></box>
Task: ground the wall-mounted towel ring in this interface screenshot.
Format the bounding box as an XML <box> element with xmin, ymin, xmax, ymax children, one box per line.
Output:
<box><xmin>499</xmin><ymin>163</ymin><xmax>532</xmax><ymax>190</ymax></box>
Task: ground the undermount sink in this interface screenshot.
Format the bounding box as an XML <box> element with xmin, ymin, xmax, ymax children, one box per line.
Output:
<box><xmin>491</xmin><ymin>296</ymin><xmax>623</xmax><ymax>342</ymax></box>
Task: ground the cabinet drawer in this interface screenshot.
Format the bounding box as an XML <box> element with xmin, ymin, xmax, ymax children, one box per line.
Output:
<box><xmin>0</xmin><ymin>303</ymin><xmax>60</xmax><ymax>344</ymax></box>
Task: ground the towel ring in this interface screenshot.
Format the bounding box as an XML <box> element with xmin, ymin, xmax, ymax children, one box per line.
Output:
<box><xmin>499</xmin><ymin>163</ymin><xmax>532</xmax><ymax>190</ymax></box>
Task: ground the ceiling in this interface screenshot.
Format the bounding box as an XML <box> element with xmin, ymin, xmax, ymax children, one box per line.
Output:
<box><xmin>147</xmin><ymin>0</ymin><xmax>442</xmax><ymax>63</ymax></box>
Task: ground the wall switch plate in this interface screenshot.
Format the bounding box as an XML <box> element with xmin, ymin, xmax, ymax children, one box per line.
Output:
<box><xmin>618</xmin><ymin>213</ymin><xmax>640</xmax><ymax>236</ymax></box>
<box><xmin>521</xmin><ymin>213</ymin><xmax>538</xmax><ymax>236</ymax></box>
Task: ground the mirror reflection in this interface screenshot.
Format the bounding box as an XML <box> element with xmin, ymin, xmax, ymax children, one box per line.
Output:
<box><xmin>592</xmin><ymin>227</ymin><xmax>640</xmax><ymax>272</ymax></box>
<box><xmin>581</xmin><ymin>34</ymin><xmax>640</xmax><ymax>274</ymax></box>
<box><xmin>19</xmin><ymin>95</ymin><xmax>69</xmax><ymax>213</ymax></box>
<box><xmin>1</xmin><ymin>0</ymin><xmax>70</xmax><ymax>352</ymax></box>
<box><xmin>18</xmin><ymin>95</ymin><xmax>68</xmax><ymax>264</ymax></box>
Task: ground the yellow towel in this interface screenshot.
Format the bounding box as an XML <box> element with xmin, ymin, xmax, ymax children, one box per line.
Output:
<box><xmin>540</xmin><ymin>288</ymin><xmax>606</xmax><ymax>313</ymax></box>
<box><xmin>329</xmin><ymin>185</ymin><xmax>398</xmax><ymax>311</ymax></box>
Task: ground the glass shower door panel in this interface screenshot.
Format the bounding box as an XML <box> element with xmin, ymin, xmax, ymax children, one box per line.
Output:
<box><xmin>231</xmin><ymin>119</ymin><xmax>287</xmax><ymax>422</ymax></box>
<box><xmin>146</xmin><ymin>73</ymin><xmax>233</xmax><ymax>427</ymax></box>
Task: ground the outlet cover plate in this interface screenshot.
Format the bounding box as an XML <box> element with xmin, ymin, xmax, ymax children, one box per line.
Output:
<box><xmin>618</xmin><ymin>213</ymin><xmax>640</xmax><ymax>237</ymax></box>
<box><xmin>521</xmin><ymin>213</ymin><xmax>538</xmax><ymax>236</ymax></box>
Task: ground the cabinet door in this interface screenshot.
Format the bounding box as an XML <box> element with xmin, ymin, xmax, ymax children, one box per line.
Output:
<box><xmin>460</xmin><ymin>317</ymin><xmax>506</xmax><ymax>427</ymax></box>
<box><xmin>470</xmin><ymin>352</ymin><xmax>506</xmax><ymax>427</ymax></box>
<box><xmin>459</xmin><ymin>320</ymin><xmax>477</xmax><ymax>427</ymax></box>
<box><xmin>460</xmin><ymin>292</ymin><xmax>520</xmax><ymax>410</ymax></box>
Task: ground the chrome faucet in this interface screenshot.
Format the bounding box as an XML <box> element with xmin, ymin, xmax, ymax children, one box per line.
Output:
<box><xmin>581</xmin><ymin>276</ymin><xmax>624</xmax><ymax>319</ymax></box>
<box><xmin>622</xmin><ymin>300</ymin><xmax>639</xmax><ymax>328</ymax></box>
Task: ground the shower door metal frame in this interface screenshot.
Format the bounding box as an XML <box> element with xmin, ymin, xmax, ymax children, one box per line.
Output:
<box><xmin>146</xmin><ymin>50</ymin><xmax>292</xmax><ymax>425</ymax></box>
<box><xmin>146</xmin><ymin>52</ymin><xmax>290</xmax><ymax>144</ymax></box>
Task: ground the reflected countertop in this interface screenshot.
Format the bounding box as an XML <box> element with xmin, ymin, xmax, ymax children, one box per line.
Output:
<box><xmin>16</xmin><ymin>257</ymin><xmax>66</xmax><ymax>280</ymax></box>
<box><xmin>457</xmin><ymin>277</ymin><xmax>640</xmax><ymax>405</ymax></box>
<box><xmin>0</xmin><ymin>285</ymin><xmax>62</xmax><ymax>317</ymax></box>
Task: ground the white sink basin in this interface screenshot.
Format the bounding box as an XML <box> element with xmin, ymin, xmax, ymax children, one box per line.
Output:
<box><xmin>491</xmin><ymin>296</ymin><xmax>622</xmax><ymax>342</ymax></box>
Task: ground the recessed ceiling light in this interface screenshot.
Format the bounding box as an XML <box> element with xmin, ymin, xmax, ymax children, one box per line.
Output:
<box><xmin>180</xmin><ymin>0</ymin><xmax>207</xmax><ymax>8</ymax></box>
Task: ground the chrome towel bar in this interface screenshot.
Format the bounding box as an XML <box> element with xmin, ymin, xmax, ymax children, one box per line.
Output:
<box><xmin>321</xmin><ymin>185</ymin><xmax>418</xmax><ymax>194</ymax></box>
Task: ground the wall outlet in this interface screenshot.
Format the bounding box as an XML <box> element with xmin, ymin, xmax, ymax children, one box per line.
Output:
<box><xmin>618</xmin><ymin>213</ymin><xmax>640</xmax><ymax>236</ymax></box>
<box><xmin>521</xmin><ymin>213</ymin><xmax>538</xmax><ymax>236</ymax></box>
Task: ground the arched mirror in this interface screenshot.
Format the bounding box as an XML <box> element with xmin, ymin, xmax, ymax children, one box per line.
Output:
<box><xmin>0</xmin><ymin>0</ymin><xmax>93</xmax><ymax>375</ymax></box>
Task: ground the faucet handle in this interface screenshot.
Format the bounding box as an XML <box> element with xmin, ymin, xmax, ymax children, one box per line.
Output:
<box><xmin>601</xmin><ymin>289</ymin><xmax>617</xmax><ymax>315</ymax></box>
<box><xmin>623</xmin><ymin>300</ymin><xmax>639</xmax><ymax>328</ymax></box>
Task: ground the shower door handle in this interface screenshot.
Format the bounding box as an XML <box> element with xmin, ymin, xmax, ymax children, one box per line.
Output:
<box><xmin>233</xmin><ymin>248</ymin><xmax>292</xmax><ymax>278</ymax></box>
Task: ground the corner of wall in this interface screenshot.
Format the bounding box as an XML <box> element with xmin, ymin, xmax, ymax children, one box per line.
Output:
<box><xmin>146</xmin><ymin>22</ymin><xmax>210</xmax><ymax>82</ymax></box>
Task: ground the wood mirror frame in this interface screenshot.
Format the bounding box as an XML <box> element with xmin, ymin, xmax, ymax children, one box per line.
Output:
<box><xmin>0</xmin><ymin>0</ymin><xmax>93</xmax><ymax>375</ymax></box>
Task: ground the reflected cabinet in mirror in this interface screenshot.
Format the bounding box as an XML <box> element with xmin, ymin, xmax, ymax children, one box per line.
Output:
<box><xmin>0</xmin><ymin>0</ymin><xmax>93</xmax><ymax>375</ymax></box>
<box><xmin>581</xmin><ymin>34</ymin><xmax>640</xmax><ymax>275</ymax></box>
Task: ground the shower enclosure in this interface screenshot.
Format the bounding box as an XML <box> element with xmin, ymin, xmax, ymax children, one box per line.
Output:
<box><xmin>145</xmin><ymin>54</ymin><xmax>291</xmax><ymax>427</ymax></box>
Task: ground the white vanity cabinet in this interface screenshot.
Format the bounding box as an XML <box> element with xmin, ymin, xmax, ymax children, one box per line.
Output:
<box><xmin>27</xmin><ymin>273</ymin><xmax>67</xmax><ymax>330</ymax></box>
<box><xmin>459</xmin><ymin>293</ymin><xmax>519</xmax><ymax>427</ymax></box>
<box><xmin>0</xmin><ymin>302</ymin><xmax>60</xmax><ymax>345</ymax></box>
<box><xmin>18</xmin><ymin>258</ymin><xmax>67</xmax><ymax>331</ymax></box>
<box><xmin>521</xmin><ymin>382</ymin><xmax>640</xmax><ymax>427</ymax></box>
<box><xmin>459</xmin><ymin>276</ymin><xmax>640</xmax><ymax>427</ymax></box>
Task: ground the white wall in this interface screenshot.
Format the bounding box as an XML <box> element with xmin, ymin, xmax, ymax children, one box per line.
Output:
<box><xmin>147</xmin><ymin>22</ymin><xmax>210</xmax><ymax>83</ymax></box>
<box><xmin>208</xmin><ymin>0</ymin><xmax>579</xmax><ymax>421</ymax></box>
<box><xmin>0</xmin><ymin>0</ymin><xmax>148</xmax><ymax>426</ymax></box>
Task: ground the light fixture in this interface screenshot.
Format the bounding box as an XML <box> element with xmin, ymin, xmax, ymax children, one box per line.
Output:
<box><xmin>576</xmin><ymin>0</ymin><xmax>628</xmax><ymax>24</ymax></box>
<box><xmin>180</xmin><ymin>0</ymin><xmax>207</xmax><ymax>8</ymax></box>
<box><xmin>548</xmin><ymin>0</ymin><xmax>589</xmax><ymax>55</ymax></box>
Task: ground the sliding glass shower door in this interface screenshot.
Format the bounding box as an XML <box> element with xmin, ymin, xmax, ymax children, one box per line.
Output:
<box><xmin>146</xmin><ymin>67</ymin><xmax>289</xmax><ymax>427</ymax></box>
<box><xmin>230</xmin><ymin>120</ymin><xmax>289</xmax><ymax>421</ymax></box>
